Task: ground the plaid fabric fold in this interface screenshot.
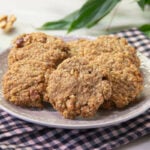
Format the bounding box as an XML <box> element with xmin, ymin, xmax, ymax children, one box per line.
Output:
<box><xmin>0</xmin><ymin>28</ymin><xmax>150</xmax><ymax>150</ymax></box>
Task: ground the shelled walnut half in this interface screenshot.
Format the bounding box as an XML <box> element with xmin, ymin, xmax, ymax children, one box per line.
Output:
<box><xmin>0</xmin><ymin>15</ymin><xmax>16</xmax><ymax>33</ymax></box>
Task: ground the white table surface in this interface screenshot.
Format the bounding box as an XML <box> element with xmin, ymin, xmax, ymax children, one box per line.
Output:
<box><xmin>0</xmin><ymin>0</ymin><xmax>149</xmax><ymax>149</ymax></box>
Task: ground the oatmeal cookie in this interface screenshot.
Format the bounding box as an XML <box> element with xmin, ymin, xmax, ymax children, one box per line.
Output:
<box><xmin>12</xmin><ymin>32</ymin><xmax>67</xmax><ymax>49</ymax></box>
<box><xmin>92</xmin><ymin>52</ymin><xmax>143</xmax><ymax>109</ymax></box>
<box><xmin>67</xmin><ymin>36</ymin><xmax>140</xmax><ymax>67</ymax></box>
<box><xmin>67</xmin><ymin>39</ymin><xmax>95</xmax><ymax>56</ymax></box>
<box><xmin>94</xmin><ymin>36</ymin><xmax>140</xmax><ymax>67</ymax></box>
<box><xmin>2</xmin><ymin>60</ymin><xmax>53</xmax><ymax>108</ymax></box>
<box><xmin>45</xmin><ymin>57</ymin><xmax>112</xmax><ymax>119</ymax></box>
<box><xmin>8</xmin><ymin>42</ymin><xmax>69</xmax><ymax>68</ymax></box>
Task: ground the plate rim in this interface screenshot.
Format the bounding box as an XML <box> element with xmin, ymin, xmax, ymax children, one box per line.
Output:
<box><xmin>0</xmin><ymin>102</ymin><xmax>150</xmax><ymax>129</ymax></box>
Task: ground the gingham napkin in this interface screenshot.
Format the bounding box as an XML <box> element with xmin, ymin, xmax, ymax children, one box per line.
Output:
<box><xmin>0</xmin><ymin>28</ymin><xmax>150</xmax><ymax>150</ymax></box>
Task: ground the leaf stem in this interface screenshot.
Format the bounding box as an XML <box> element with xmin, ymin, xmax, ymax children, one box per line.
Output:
<box><xmin>105</xmin><ymin>1</ymin><xmax>121</xmax><ymax>32</ymax></box>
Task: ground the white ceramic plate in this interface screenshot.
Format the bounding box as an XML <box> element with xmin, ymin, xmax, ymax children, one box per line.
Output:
<box><xmin>0</xmin><ymin>36</ymin><xmax>150</xmax><ymax>129</ymax></box>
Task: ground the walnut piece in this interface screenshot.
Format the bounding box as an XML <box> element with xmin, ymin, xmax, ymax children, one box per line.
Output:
<box><xmin>0</xmin><ymin>15</ymin><xmax>16</xmax><ymax>33</ymax></box>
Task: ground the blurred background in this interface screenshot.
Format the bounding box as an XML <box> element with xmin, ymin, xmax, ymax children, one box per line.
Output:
<box><xmin>0</xmin><ymin>0</ymin><xmax>149</xmax><ymax>49</ymax></box>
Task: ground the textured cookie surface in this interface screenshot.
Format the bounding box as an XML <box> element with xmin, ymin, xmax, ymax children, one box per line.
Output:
<box><xmin>46</xmin><ymin>57</ymin><xmax>112</xmax><ymax>119</ymax></box>
<box><xmin>67</xmin><ymin>36</ymin><xmax>140</xmax><ymax>67</ymax></box>
<box><xmin>8</xmin><ymin>33</ymin><xmax>70</xmax><ymax>67</ymax></box>
<box><xmin>2</xmin><ymin>60</ymin><xmax>53</xmax><ymax>108</ymax></box>
<box><xmin>12</xmin><ymin>32</ymin><xmax>67</xmax><ymax>49</ymax></box>
<box><xmin>92</xmin><ymin>52</ymin><xmax>143</xmax><ymax>109</ymax></box>
<box><xmin>8</xmin><ymin>42</ymin><xmax>68</xmax><ymax>68</ymax></box>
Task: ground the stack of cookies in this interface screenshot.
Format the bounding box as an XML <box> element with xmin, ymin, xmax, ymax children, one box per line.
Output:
<box><xmin>2</xmin><ymin>33</ymin><xmax>143</xmax><ymax>119</ymax></box>
<box><xmin>2</xmin><ymin>33</ymin><xmax>69</xmax><ymax>108</ymax></box>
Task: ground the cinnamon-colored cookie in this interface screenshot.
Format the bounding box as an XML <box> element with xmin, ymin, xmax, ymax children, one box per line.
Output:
<box><xmin>8</xmin><ymin>42</ymin><xmax>69</xmax><ymax>68</ymax></box>
<box><xmin>8</xmin><ymin>33</ymin><xmax>70</xmax><ymax>68</ymax></box>
<box><xmin>67</xmin><ymin>36</ymin><xmax>140</xmax><ymax>67</ymax></box>
<box><xmin>45</xmin><ymin>57</ymin><xmax>112</xmax><ymax>119</ymax></box>
<box><xmin>12</xmin><ymin>32</ymin><xmax>67</xmax><ymax>50</ymax></box>
<box><xmin>2</xmin><ymin>60</ymin><xmax>53</xmax><ymax>108</ymax></box>
<box><xmin>92</xmin><ymin>52</ymin><xmax>143</xmax><ymax>109</ymax></box>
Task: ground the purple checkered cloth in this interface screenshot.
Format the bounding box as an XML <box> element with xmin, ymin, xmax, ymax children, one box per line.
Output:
<box><xmin>0</xmin><ymin>28</ymin><xmax>150</xmax><ymax>150</ymax></box>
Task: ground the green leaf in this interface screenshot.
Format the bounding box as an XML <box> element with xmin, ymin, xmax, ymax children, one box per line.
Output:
<box><xmin>40</xmin><ymin>20</ymin><xmax>69</xmax><ymax>30</ymax></box>
<box><xmin>138</xmin><ymin>0</ymin><xmax>146</xmax><ymax>10</ymax></box>
<box><xmin>68</xmin><ymin>0</ymin><xmax>120</xmax><ymax>32</ymax></box>
<box><xmin>137</xmin><ymin>0</ymin><xmax>150</xmax><ymax>10</ymax></box>
<box><xmin>139</xmin><ymin>24</ymin><xmax>150</xmax><ymax>37</ymax></box>
<box><xmin>39</xmin><ymin>10</ymin><xmax>78</xmax><ymax>30</ymax></box>
<box><xmin>147</xmin><ymin>0</ymin><xmax>150</xmax><ymax>4</ymax></box>
<box><xmin>39</xmin><ymin>0</ymin><xmax>120</xmax><ymax>32</ymax></box>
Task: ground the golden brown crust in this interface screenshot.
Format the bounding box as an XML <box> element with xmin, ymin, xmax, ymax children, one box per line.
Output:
<box><xmin>92</xmin><ymin>52</ymin><xmax>143</xmax><ymax>108</ymax></box>
<box><xmin>8</xmin><ymin>33</ymin><xmax>70</xmax><ymax>68</ymax></box>
<box><xmin>67</xmin><ymin>36</ymin><xmax>140</xmax><ymax>67</ymax></box>
<box><xmin>8</xmin><ymin>42</ymin><xmax>68</xmax><ymax>68</ymax></box>
<box><xmin>67</xmin><ymin>39</ymin><xmax>94</xmax><ymax>57</ymax></box>
<box><xmin>46</xmin><ymin>57</ymin><xmax>112</xmax><ymax>119</ymax></box>
<box><xmin>12</xmin><ymin>32</ymin><xmax>67</xmax><ymax>49</ymax></box>
<box><xmin>2</xmin><ymin>60</ymin><xmax>54</xmax><ymax>108</ymax></box>
<box><xmin>67</xmin><ymin>36</ymin><xmax>143</xmax><ymax>110</ymax></box>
